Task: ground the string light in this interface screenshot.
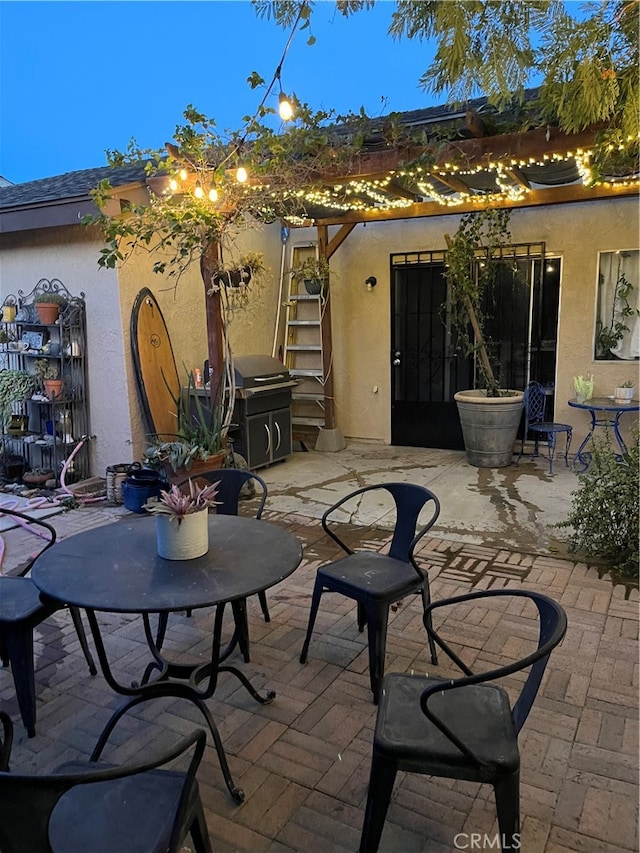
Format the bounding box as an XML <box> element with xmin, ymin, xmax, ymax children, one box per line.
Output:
<box><xmin>194</xmin><ymin>179</ymin><xmax>204</xmax><ymax>199</ymax></box>
<box><xmin>208</xmin><ymin>183</ymin><xmax>219</xmax><ymax>202</ymax></box>
<box><xmin>278</xmin><ymin>91</ymin><xmax>294</xmax><ymax>121</ymax></box>
<box><xmin>179</xmin><ymin>168</ymin><xmax>188</xmax><ymax>181</ymax></box>
<box><xmin>236</xmin><ymin>164</ymin><xmax>248</xmax><ymax>184</ymax></box>
<box><xmin>169</xmin><ymin>178</ymin><xmax>179</xmax><ymax>192</ymax></box>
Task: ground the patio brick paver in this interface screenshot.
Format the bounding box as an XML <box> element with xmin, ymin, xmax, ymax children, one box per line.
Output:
<box><xmin>1</xmin><ymin>503</ymin><xmax>638</xmax><ymax>852</ymax></box>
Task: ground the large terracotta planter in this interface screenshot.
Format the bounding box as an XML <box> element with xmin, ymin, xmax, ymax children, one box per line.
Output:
<box><xmin>454</xmin><ymin>389</ymin><xmax>524</xmax><ymax>468</ymax></box>
<box><xmin>164</xmin><ymin>451</ymin><xmax>227</xmax><ymax>486</ymax></box>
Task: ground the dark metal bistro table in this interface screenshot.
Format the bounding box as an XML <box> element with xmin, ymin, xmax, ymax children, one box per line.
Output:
<box><xmin>32</xmin><ymin>513</ymin><xmax>302</xmax><ymax>803</ymax></box>
<box><xmin>568</xmin><ymin>396</ymin><xmax>639</xmax><ymax>470</ymax></box>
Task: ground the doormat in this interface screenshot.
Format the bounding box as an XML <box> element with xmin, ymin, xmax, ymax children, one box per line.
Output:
<box><xmin>0</xmin><ymin>495</ymin><xmax>64</xmax><ymax>532</ymax></box>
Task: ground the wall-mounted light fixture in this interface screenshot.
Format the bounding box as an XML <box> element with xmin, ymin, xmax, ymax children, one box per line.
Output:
<box><xmin>366</xmin><ymin>276</ymin><xmax>377</xmax><ymax>291</ymax></box>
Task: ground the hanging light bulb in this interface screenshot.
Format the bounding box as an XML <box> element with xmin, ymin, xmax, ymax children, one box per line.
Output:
<box><xmin>179</xmin><ymin>168</ymin><xmax>188</xmax><ymax>181</ymax></box>
<box><xmin>236</xmin><ymin>164</ymin><xmax>248</xmax><ymax>183</ymax></box>
<box><xmin>208</xmin><ymin>183</ymin><xmax>219</xmax><ymax>202</ymax></box>
<box><xmin>194</xmin><ymin>179</ymin><xmax>204</xmax><ymax>199</ymax></box>
<box><xmin>278</xmin><ymin>91</ymin><xmax>294</xmax><ymax>121</ymax></box>
<box><xmin>169</xmin><ymin>178</ymin><xmax>179</xmax><ymax>192</ymax></box>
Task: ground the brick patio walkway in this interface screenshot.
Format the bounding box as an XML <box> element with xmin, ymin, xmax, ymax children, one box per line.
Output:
<box><xmin>1</xmin><ymin>504</ymin><xmax>638</xmax><ymax>852</ymax></box>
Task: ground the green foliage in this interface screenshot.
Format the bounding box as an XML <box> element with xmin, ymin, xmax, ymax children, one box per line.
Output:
<box><xmin>34</xmin><ymin>359</ymin><xmax>60</xmax><ymax>385</ymax></box>
<box><xmin>289</xmin><ymin>255</ymin><xmax>331</xmax><ymax>283</ymax></box>
<box><xmin>261</xmin><ymin>1</ymin><xmax>639</xmax><ymax>167</ymax></box>
<box><xmin>86</xmin><ymin>100</ymin><xmax>371</xmax><ymax>285</ymax></box>
<box><xmin>34</xmin><ymin>292</ymin><xmax>66</xmax><ymax>305</ymax></box>
<box><xmin>595</xmin><ymin>269</ymin><xmax>638</xmax><ymax>359</ymax></box>
<box><xmin>557</xmin><ymin>430</ymin><xmax>639</xmax><ymax>578</ymax></box>
<box><xmin>0</xmin><ymin>370</ymin><xmax>36</xmax><ymax>431</ymax></box>
<box><xmin>144</xmin><ymin>370</ymin><xmax>231</xmax><ymax>473</ymax></box>
<box><xmin>444</xmin><ymin>208</ymin><xmax>511</xmax><ymax>397</ymax></box>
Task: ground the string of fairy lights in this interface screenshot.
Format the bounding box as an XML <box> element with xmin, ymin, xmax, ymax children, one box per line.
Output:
<box><xmin>156</xmin><ymin>0</ymin><xmax>639</xmax><ymax>220</ymax></box>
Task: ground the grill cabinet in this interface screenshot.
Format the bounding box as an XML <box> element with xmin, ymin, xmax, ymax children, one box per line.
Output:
<box><xmin>231</xmin><ymin>356</ymin><xmax>297</xmax><ymax>469</ymax></box>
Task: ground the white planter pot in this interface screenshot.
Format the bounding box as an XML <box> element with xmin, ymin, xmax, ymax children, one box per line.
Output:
<box><xmin>156</xmin><ymin>510</ymin><xmax>209</xmax><ymax>560</ymax></box>
<box><xmin>614</xmin><ymin>387</ymin><xmax>634</xmax><ymax>404</ymax></box>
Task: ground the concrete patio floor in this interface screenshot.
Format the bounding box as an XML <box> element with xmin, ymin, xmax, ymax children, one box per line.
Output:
<box><xmin>1</xmin><ymin>442</ymin><xmax>638</xmax><ymax>852</ymax></box>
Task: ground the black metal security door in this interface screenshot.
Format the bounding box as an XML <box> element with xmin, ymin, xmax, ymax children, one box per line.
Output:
<box><xmin>390</xmin><ymin>244</ymin><xmax>556</xmax><ymax>449</ymax></box>
<box><xmin>391</xmin><ymin>253</ymin><xmax>470</xmax><ymax>448</ymax></box>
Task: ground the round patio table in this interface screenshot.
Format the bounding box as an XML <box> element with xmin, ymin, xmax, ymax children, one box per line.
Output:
<box><xmin>568</xmin><ymin>396</ymin><xmax>639</xmax><ymax>470</ymax></box>
<box><xmin>32</xmin><ymin>513</ymin><xmax>302</xmax><ymax>803</ymax></box>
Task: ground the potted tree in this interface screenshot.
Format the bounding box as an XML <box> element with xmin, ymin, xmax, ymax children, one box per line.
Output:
<box><xmin>34</xmin><ymin>292</ymin><xmax>66</xmax><ymax>325</ymax></box>
<box><xmin>445</xmin><ymin>209</ymin><xmax>524</xmax><ymax>468</ymax></box>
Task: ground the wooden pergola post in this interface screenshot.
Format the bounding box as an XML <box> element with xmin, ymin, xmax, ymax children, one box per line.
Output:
<box><xmin>199</xmin><ymin>239</ymin><xmax>225</xmax><ymax>403</ymax></box>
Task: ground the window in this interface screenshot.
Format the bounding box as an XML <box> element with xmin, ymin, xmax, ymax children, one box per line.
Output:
<box><xmin>595</xmin><ymin>250</ymin><xmax>640</xmax><ymax>360</ymax></box>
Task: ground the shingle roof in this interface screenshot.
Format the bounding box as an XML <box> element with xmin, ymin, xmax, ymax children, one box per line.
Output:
<box><xmin>0</xmin><ymin>164</ymin><xmax>148</xmax><ymax>210</ymax></box>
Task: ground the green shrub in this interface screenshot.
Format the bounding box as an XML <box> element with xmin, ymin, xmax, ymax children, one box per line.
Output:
<box><xmin>557</xmin><ymin>429</ymin><xmax>639</xmax><ymax>577</ymax></box>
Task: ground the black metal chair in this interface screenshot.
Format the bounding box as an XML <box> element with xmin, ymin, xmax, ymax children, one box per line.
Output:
<box><xmin>166</xmin><ymin>468</ymin><xmax>269</xmax><ymax>663</ymax></box>
<box><xmin>300</xmin><ymin>483</ymin><xmax>441</xmax><ymax>704</ymax></box>
<box><xmin>359</xmin><ymin>588</ymin><xmax>568</xmax><ymax>853</ymax></box>
<box><xmin>517</xmin><ymin>381</ymin><xmax>572</xmax><ymax>474</ymax></box>
<box><xmin>0</xmin><ymin>507</ymin><xmax>96</xmax><ymax>737</ymax></box>
<box><xmin>0</xmin><ymin>710</ymin><xmax>212</xmax><ymax>853</ymax></box>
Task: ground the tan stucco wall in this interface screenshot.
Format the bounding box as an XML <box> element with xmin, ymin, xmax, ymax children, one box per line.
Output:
<box><xmin>1</xmin><ymin>197</ymin><xmax>637</xmax><ymax>478</ymax></box>
<box><xmin>280</xmin><ymin>198</ymin><xmax>639</xmax><ymax>444</ymax></box>
<box><xmin>0</xmin><ymin>225</ymin><xmax>134</xmax><ymax>475</ymax></box>
<box><xmin>117</xmin><ymin>220</ymin><xmax>284</xmax><ymax>462</ymax></box>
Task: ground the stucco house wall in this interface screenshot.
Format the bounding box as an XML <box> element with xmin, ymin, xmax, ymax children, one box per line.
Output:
<box><xmin>288</xmin><ymin>196</ymin><xmax>639</xmax><ymax>444</ymax></box>
<box><xmin>0</xmin><ymin>225</ymin><xmax>133</xmax><ymax>476</ymax></box>
<box><xmin>1</xmin><ymin>196</ymin><xmax>637</xmax><ymax>479</ymax></box>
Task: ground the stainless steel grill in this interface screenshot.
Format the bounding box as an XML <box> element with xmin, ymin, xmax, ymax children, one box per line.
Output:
<box><xmin>232</xmin><ymin>356</ymin><xmax>297</xmax><ymax>469</ymax></box>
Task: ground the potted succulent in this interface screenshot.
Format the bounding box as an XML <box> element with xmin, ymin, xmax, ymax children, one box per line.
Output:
<box><xmin>614</xmin><ymin>379</ymin><xmax>635</xmax><ymax>404</ymax></box>
<box><xmin>144</xmin><ymin>370</ymin><xmax>230</xmax><ymax>482</ymax></box>
<box><xmin>290</xmin><ymin>256</ymin><xmax>331</xmax><ymax>295</ymax></box>
<box><xmin>144</xmin><ymin>479</ymin><xmax>220</xmax><ymax>560</ymax></box>
<box><xmin>444</xmin><ymin>209</ymin><xmax>524</xmax><ymax>467</ymax></box>
<box><xmin>34</xmin><ymin>359</ymin><xmax>63</xmax><ymax>400</ymax></box>
<box><xmin>34</xmin><ymin>292</ymin><xmax>66</xmax><ymax>325</ymax></box>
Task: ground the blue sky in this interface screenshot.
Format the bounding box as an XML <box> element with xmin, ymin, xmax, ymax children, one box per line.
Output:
<box><xmin>0</xmin><ymin>1</ymin><xmax>440</xmax><ymax>184</ymax></box>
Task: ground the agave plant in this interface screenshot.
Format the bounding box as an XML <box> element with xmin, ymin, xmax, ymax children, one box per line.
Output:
<box><xmin>143</xmin><ymin>480</ymin><xmax>220</xmax><ymax>524</ymax></box>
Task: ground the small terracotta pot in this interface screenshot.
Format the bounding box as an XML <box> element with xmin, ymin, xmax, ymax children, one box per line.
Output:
<box><xmin>35</xmin><ymin>303</ymin><xmax>61</xmax><ymax>325</ymax></box>
<box><xmin>43</xmin><ymin>379</ymin><xmax>63</xmax><ymax>400</ymax></box>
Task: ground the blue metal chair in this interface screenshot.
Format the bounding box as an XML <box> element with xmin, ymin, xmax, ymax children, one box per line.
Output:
<box><xmin>359</xmin><ymin>589</ymin><xmax>568</xmax><ymax>853</ymax></box>
<box><xmin>0</xmin><ymin>507</ymin><xmax>96</xmax><ymax>738</ymax></box>
<box><xmin>0</xmin><ymin>711</ymin><xmax>212</xmax><ymax>853</ymax></box>
<box><xmin>517</xmin><ymin>381</ymin><xmax>572</xmax><ymax>474</ymax></box>
<box><xmin>299</xmin><ymin>483</ymin><xmax>441</xmax><ymax>704</ymax></box>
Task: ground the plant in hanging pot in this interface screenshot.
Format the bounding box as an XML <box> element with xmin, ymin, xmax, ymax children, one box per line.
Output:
<box><xmin>444</xmin><ymin>209</ymin><xmax>524</xmax><ymax>468</ymax></box>
<box><xmin>289</xmin><ymin>256</ymin><xmax>331</xmax><ymax>295</ymax></box>
<box><xmin>33</xmin><ymin>292</ymin><xmax>66</xmax><ymax>325</ymax></box>
<box><xmin>144</xmin><ymin>479</ymin><xmax>220</xmax><ymax>560</ymax></box>
<box><xmin>210</xmin><ymin>251</ymin><xmax>266</xmax><ymax>290</ymax></box>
